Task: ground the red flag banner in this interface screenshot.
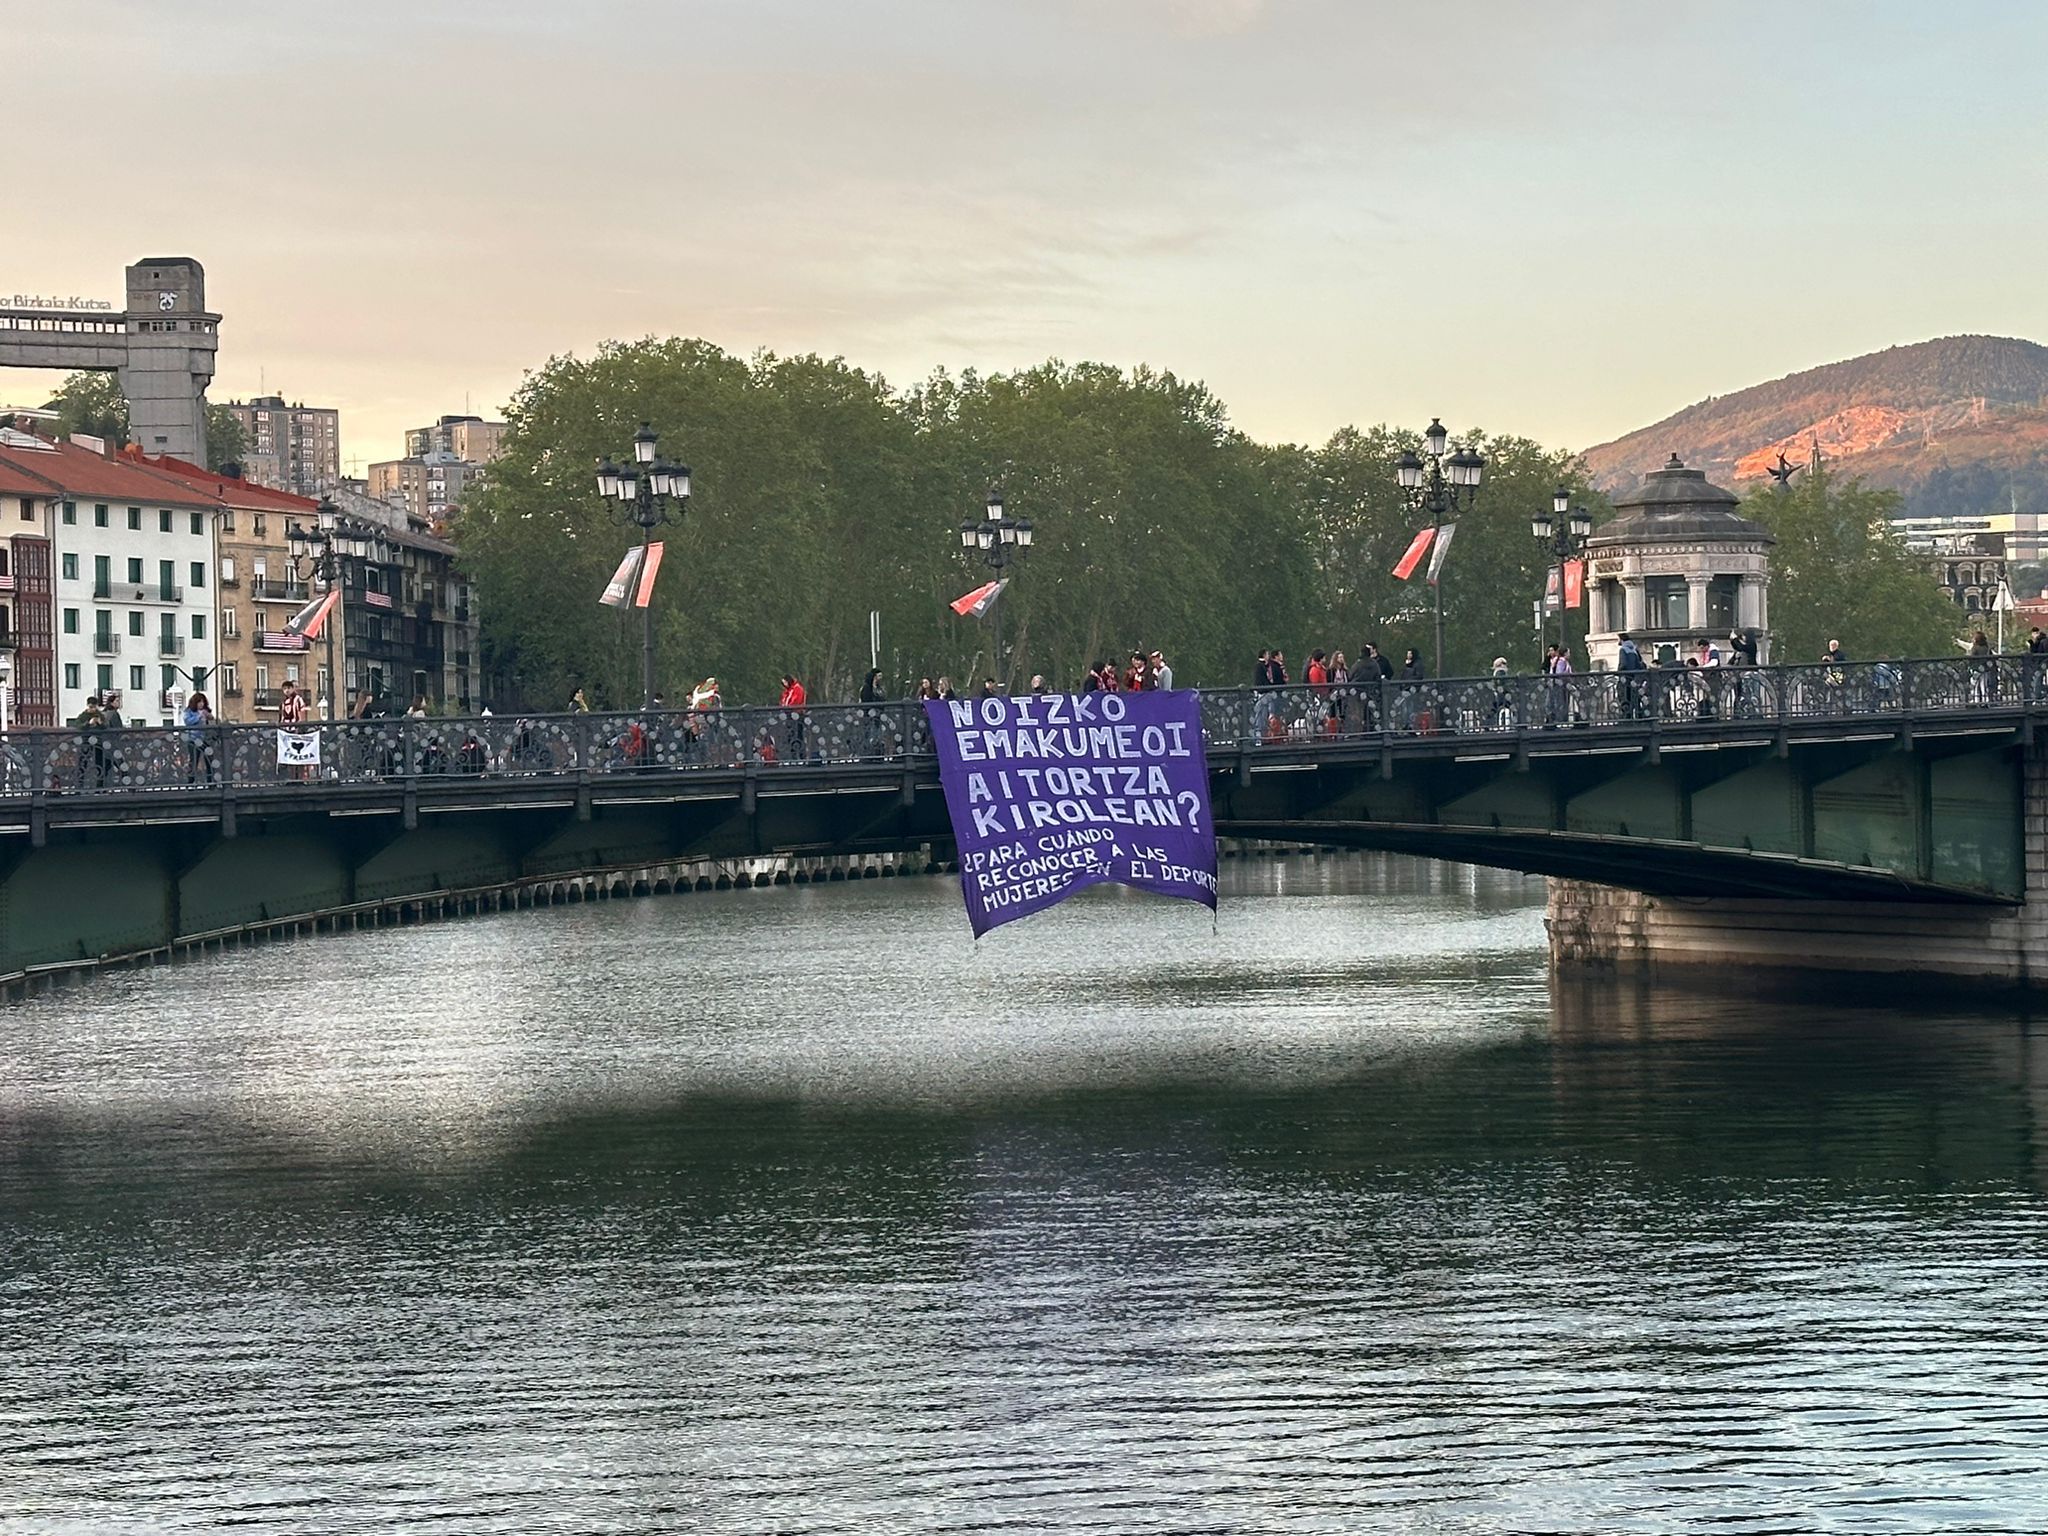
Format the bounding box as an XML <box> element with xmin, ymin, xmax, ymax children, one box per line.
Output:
<box><xmin>1544</xmin><ymin>566</ymin><xmax>1561</xmax><ymax>610</ymax></box>
<box><xmin>634</xmin><ymin>541</ymin><xmax>665</xmax><ymax>608</ymax></box>
<box><xmin>1563</xmin><ymin>558</ymin><xmax>1585</xmax><ymax>610</ymax></box>
<box><xmin>950</xmin><ymin>579</ymin><xmax>1005</xmax><ymax>618</ymax></box>
<box><xmin>1391</xmin><ymin>527</ymin><xmax>1435</xmax><ymax>581</ymax></box>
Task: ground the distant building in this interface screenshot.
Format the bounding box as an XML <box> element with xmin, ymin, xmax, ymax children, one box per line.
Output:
<box><xmin>1893</xmin><ymin>505</ymin><xmax>2044</xmax><ymax>565</ymax></box>
<box><xmin>404</xmin><ymin>414</ymin><xmax>505</xmax><ymax>464</ymax></box>
<box><xmin>1915</xmin><ymin>531</ymin><xmax>2008</xmax><ymax>617</ymax></box>
<box><xmin>218</xmin><ymin>394</ymin><xmax>342</xmax><ymax>497</ymax></box>
<box><xmin>368</xmin><ymin>413</ymin><xmax>505</xmax><ymax>533</ymax></box>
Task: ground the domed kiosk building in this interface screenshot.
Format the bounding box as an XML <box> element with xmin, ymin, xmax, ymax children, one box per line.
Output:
<box><xmin>1584</xmin><ymin>454</ymin><xmax>1773</xmax><ymax>669</ymax></box>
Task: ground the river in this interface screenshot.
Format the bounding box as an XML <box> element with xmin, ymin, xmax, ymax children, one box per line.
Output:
<box><xmin>2</xmin><ymin>855</ymin><xmax>2045</xmax><ymax>1533</ymax></box>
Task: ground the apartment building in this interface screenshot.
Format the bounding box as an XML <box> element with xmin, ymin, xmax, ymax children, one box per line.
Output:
<box><xmin>217</xmin><ymin>394</ymin><xmax>342</xmax><ymax>497</ymax></box>
<box><xmin>0</xmin><ymin>431</ymin><xmax>59</xmax><ymax>726</ymax></box>
<box><xmin>0</xmin><ymin>431</ymin><xmax>220</xmax><ymax>727</ymax></box>
<box><xmin>404</xmin><ymin>414</ymin><xmax>505</xmax><ymax>464</ymax></box>
<box><xmin>126</xmin><ymin>455</ymin><xmax>332</xmax><ymax>722</ymax></box>
<box><xmin>325</xmin><ymin>483</ymin><xmax>479</xmax><ymax>711</ymax></box>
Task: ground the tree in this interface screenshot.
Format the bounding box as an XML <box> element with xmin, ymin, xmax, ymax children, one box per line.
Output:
<box><xmin>206</xmin><ymin>405</ymin><xmax>248</xmax><ymax>471</ymax></box>
<box><xmin>1743</xmin><ymin>469</ymin><xmax>1964</xmax><ymax>662</ymax></box>
<box><xmin>43</xmin><ymin>372</ymin><xmax>127</xmax><ymax>445</ymax></box>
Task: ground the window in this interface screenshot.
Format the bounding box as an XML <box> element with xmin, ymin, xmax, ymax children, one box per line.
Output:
<box><xmin>1707</xmin><ymin>576</ymin><xmax>1741</xmax><ymax>631</ymax></box>
<box><xmin>64</xmin><ymin>663</ymin><xmax>79</xmax><ymax>690</ymax></box>
<box><xmin>127</xmin><ymin>507</ymin><xmax>141</xmax><ymax>530</ymax></box>
<box><xmin>220</xmin><ymin>510</ymin><xmax>235</xmax><ymax>535</ymax></box>
<box><xmin>158</xmin><ymin>560</ymin><xmax>175</xmax><ymax>598</ymax></box>
<box><xmin>158</xmin><ymin>509</ymin><xmax>172</xmax><ymax>532</ymax></box>
<box><xmin>191</xmin><ymin>513</ymin><xmax>203</xmax><ymax>535</ymax></box>
<box><xmin>94</xmin><ymin>504</ymin><xmax>108</xmax><ymax>528</ymax></box>
<box><xmin>97</xmin><ymin>664</ymin><xmax>112</xmax><ymax>692</ymax></box>
<box><xmin>189</xmin><ymin>561</ymin><xmax>204</xmax><ymax>589</ymax></box>
<box><xmin>62</xmin><ymin>608</ymin><xmax>78</xmax><ymax>635</ymax></box>
<box><xmin>128</xmin><ymin>612</ymin><xmax>143</xmax><ymax>636</ymax></box>
<box><xmin>285</xmin><ymin>663</ymin><xmax>300</xmax><ymax>685</ymax></box>
<box><xmin>1645</xmin><ymin>576</ymin><xmax>1689</xmax><ymax>630</ymax></box>
<box><xmin>255</xmin><ymin>664</ymin><xmax>270</xmax><ymax>693</ymax></box>
<box><xmin>127</xmin><ymin>557</ymin><xmax>143</xmax><ymax>585</ymax></box>
<box><xmin>218</xmin><ymin>662</ymin><xmax>238</xmax><ymax>695</ymax></box>
<box><xmin>221</xmin><ymin>608</ymin><xmax>238</xmax><ymax>638</ymax></box>
<box><xmin>254</xmin><ymin>514</ymin><xmax>266</xmax><ymax>537</ymax></box>
<box><xmin>61</xmin><ymin>501</ymin><xmax>75</xmax><ymax>525</ymax></box>
<box><xmin>221</xmin><ymin>556</ymin><xmax>236</xmax><ymax>584</ymax></box>
<box><xmin>130</xmin><ymin>666</ymin><xmax>146</xmax><ymax>691</ymax></box>
<box><xmin>162</xmin><ymin>665</ymin><xmax>177</xmax><ymax>694</ymax></box>
<box><xmin>19</xmin><ymin>497</ymin><xmax>32</xmax><ymax>522</ymax></box>
<box><xmin>94</xmin><ymin>555</ymin><xmax>110</xmax><ymax>597</ymax></box>
<box><xmin>61</xmin><ymin>553</ymin><xmax>77</xmax><ymax>580</ymax></box>
<box><xmin>192</xmin><ymin>613</ymin><xmax>206</xmax><ymax>640</ymax></box>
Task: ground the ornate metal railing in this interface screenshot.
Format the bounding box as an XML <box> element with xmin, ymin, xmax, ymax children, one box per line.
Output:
<box><xmin>0</xmin><ymin>657</ymin><xmax>2040</xmax><ymax>799</ymax></box>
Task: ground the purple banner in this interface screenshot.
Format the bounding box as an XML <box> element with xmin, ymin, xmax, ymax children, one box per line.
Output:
<box><xmin>924</xmin><ymin>691</ymin><xmax>1217</xmax><ymax>936</ymax></box>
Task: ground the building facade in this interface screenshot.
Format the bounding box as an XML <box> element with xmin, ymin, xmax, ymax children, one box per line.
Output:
<box><xmin>218</xmin><ymin>394</ymin><xmax>342</xmax><ymax>497</ymax></box>
<box><xmin>1583</xmin><ymin>455</ymin><xmax>1774</xmax><ymax>669</ymax></box>
<box><xmin>404</xmin><ymin>414</ymin><xmax>505</xmax><ymax>464</ymax></box>
<box><xmin>325</xmin><ymin>484</ymin><xmax>479</xmax><ymax>712</ymax></box>
<box><xmin>0</xmin><ymin>431</ymin><xmax>220</xmax><ymax>726</ymax></box>
<box><xmin>125</xmin><ymin>455</ymin><xmax>331</xmax><ymax>722</ymax></box>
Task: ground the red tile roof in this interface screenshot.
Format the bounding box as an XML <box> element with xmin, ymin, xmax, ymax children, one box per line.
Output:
<box><xmin>118</xmin><ymin>448</ymin><xmax>321</xmax><ymax>514</ymax></box>
<box><xmin>0</xmin><ymin>433</ymin><xmax>216</xmax><ymax>507</ymax></box>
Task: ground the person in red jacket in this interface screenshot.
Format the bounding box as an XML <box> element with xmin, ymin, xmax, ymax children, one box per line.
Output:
<box><xmin>779</xmin><ymin>673</ymin><xmax>808</xmax><ymax>761</ymax></box>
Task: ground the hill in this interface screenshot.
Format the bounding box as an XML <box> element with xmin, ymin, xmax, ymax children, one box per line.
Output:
<box><xmin>1582</xmin><ymin>335</ymin><xmax>2048</xmax><ymax>518</ymax></box>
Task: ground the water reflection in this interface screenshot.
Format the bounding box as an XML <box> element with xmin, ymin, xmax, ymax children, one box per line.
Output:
<box><xmin>1</xmin><ymin>858</ymin><xmax>2045</xmax><ymax>1531</ymax></box>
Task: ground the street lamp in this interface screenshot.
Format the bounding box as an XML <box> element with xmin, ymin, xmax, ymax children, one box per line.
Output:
<box><xmin>286</xmin><ymin>496</ymin><xmax>350</xmax><ymax>718</ymax></box>
<box><xmin>1394</xmin><ymin>418</ymin><xmax>1485</xmax><ymax>677</ymax></box>
<box><xmin>1533</xmin><ymin>487</ymin><xmax>1595</xmax><ymax>661</ymax></box>
<box><xmin>595</xmin><ymin>421</ymin><xmax>691</xmax><ymax>711</ymax></box>
<box><xmin>955</xmin><ymin>489</ymin><xmax>1033</xmax><ymax>690</ymax></box>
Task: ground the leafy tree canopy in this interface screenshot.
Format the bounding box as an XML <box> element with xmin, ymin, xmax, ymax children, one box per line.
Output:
<box><xmin>41</xmin><ymin>370</ymin><xmax>249</xmax><ymax>472</ymax></box>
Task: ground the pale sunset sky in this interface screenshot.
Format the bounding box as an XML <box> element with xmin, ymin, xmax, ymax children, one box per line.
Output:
<box><xmin>9</xmin><ymin>0</ymin><xmax>2046</xmax><ymax>469</ymax></box>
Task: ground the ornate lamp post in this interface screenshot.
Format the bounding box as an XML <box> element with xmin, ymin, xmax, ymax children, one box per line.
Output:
<box><xmin>1395</xmin><ymin>419</ymin><xmax>1485</xmax><ymax>677</ymax></box>
<box><xmin>1534</xmin><ymin>488</ymin><xmax>1595</xmax><ymax>660</ymax></box>
<box><xmin>286</xmin><ymin>497</ymin><xmax>366</xmax><ymax>719</ymax></box>
<box><xmin>596</xmin><ymin>422</ymin><xmax>691</xmax><ymax>711</ymax></box>
<box><xmin>956</xmin><ymin>490</ymin><xmax>1032</xmax><ymax>689</ymax></box>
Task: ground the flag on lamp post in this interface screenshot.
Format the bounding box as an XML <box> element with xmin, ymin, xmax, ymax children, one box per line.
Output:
<box><xmin>285</xmin><ymin>588</ymin><xmax>341</xmax><ymax>639</ymax></box>
<box><xmin>1425</xmin><ymin>522</ymin><xmax>1457</xmax><ymax>585</ymax></box>
<box><xmin>1563</xmin><ymin>558</ymin><xmax>1585</xmax><ymax>610</ymax></box>
<box><xmin>599</xmin><ymin>542</ymin><xmax>665</xmax><ymax>608</ymax></box>
<box><xmin>1391</xmin><ymin>527</ymin><xmax>1435</xmax><ymax>581</ymax></box>
<box><xmin>951</xmin><ymin>579</ymin><xmax>1006</xmax><ymax>617</ymax></box>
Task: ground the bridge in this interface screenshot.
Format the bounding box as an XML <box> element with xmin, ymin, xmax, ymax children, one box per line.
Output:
<box><xmin>2</xmin><ymin>656</ymin><xmax>2043</xmax><ymax>992</ymax></box>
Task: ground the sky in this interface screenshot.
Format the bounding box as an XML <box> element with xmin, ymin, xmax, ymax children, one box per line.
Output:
<box><xmin>8</xmin><ymin>0</ymin><xmax>2048</xmax><ymax>472</ymax></box>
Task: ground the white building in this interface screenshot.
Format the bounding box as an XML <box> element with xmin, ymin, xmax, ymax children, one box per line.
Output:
<box><xmin>0</xmin><ymin>431</ymin><xmax>220</xmax><ymax>726</ymax></box>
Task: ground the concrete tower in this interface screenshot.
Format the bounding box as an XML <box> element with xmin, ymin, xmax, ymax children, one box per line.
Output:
<box><xmin>118</xmin><ymin>257</ymin><xmax>219</xmax><ymax>463</ymax></box>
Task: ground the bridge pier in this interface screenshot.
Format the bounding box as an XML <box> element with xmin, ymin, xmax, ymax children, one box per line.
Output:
<box><xmin>1547</xmin><ymin>743</ymin><xmax>2048</xmax><ymax>990</ymax></box>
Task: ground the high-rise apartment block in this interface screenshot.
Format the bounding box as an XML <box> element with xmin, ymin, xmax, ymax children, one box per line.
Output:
<box><xmin>218</xmin><ymin>394</ymin><xmax>342</xmax><ymax>498</ymax></box>
<box><xmin>368</xmin><ymin>413</ymin><xmax>506</xmax><ymax>531</ymax></box>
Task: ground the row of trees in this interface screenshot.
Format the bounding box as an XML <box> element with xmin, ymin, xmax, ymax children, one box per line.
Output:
<box><xmin>456</xmin><ymin>340</ymin><xmax>1969</xmax><ymax>708</ymax></box>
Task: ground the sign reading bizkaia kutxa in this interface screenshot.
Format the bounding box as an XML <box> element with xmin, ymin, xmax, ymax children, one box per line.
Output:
<box><xmin>924</xmin><ymin>691</ymin><xmax>1217</xmax><ymax>935</ymax></box>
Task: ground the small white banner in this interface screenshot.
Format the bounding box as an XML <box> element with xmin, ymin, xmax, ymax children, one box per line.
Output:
<box><xmin>276</xmin><ymin>730</ymin><xmax>321</xmax><ymax>767</ymax></box>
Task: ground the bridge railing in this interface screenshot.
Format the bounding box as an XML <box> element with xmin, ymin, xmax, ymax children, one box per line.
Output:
<box><xmin>0</xmin><ymin>657</ymin><xmax>2040</xmax><ymax>797</ymax></box>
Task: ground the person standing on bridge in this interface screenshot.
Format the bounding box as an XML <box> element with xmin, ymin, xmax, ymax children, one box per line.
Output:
<box><xmin>181</xmin><ymin>692</ymin><xmax>215</xmax><ymax>784</ymax></box>
<box><xmin>1617</xmin><ymin>634</ymin><xmax>1646</xmax><ymax>720</ymax></box>
<box><xmin>280</xmin><ymin>681</ymin><xmax>309</xmax><ymax>782</ymax></box>
<box><xmin>1151</xmin><ymin>650</ymin><xmax>1173</xmax><ymax>691</ymax></box>
<box><xmin>570</xmin><ymin>688</ymin><xmax>590</xmax><ymax>713</ymax></box>
<box><xmin>779</xmin><ymin>673</ymin><xmax>808</xmax><ymax>761</ymax></box>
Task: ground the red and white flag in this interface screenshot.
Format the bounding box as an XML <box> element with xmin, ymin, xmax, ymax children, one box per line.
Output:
<box><xmin>285</xmin><ymin>588</ymin><xmax>341</xmax><ymax>639</ymax></box>
<box><xmin>1391</xmin><ymin>527</ymin><xmax>1435</xmax><ymax>581</ymax></box>
<box><xmin>634</xmin><ymin>541</ymin><xmax>664</xmax><ymax>608</ymax></box>
<box><xmin>1563</xmin><ymin>558</ymin><xmax>1585</xmax><ymax>610</ymax></box>
<box><xmin>599</xmin><ymin>544</ymin><xmax>664</xmax><ymax>608</ymax></box>
<box><xmin>1426</xmin><ymin>522</ymin><xmax>1457</xmax><ymax>585</ymax></box>
<box><xmin>950</xmin><ymin>579</ymin><xmax>1006</xmax><ymax>618</ymax></box>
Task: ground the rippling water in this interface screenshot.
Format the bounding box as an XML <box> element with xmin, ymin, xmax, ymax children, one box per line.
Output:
<box><xmin>2</xmin><ymin>855</ymin><xmax>2045</xmax><ymax>1533</ymax></box>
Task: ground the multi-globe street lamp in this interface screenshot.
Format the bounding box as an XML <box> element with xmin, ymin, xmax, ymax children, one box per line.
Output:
<box><xmin>596</xmin><ymin>422</ymin><xmax>691</xmax><ymax>712</ymax></box>
<box><xmin>1394</xmin><ymin>419</ymin><xmax>1485</xmax><ymax>677</ymax></box>
<box><xmin>956</xmin><ymin>490</ymin><xmax>1032</xmax><ymax>690</ymax></box>
<box><xmin>1534</xmin><ymin>488</ymin><xmax>1595</xmax><ymax>660</ymax></box>
<box><xmin>286</xmin><ymin>497</ymin><xmax>366</xmax><ymax>719</ymax></box>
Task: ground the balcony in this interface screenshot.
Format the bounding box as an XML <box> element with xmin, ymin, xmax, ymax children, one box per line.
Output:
<box><xmin>252</xmin><ymin>579</ymin><xmax>308</xmax><ymax>602</ymax></box>
<box><xmin>118</xmin><ymin>585</ymin><xmax>184</xmax><ymax>605</ymax></box>
<box><xmin>252</xmin><ymin>688</ymin><xmax>281</xmax><ymax>709</ymax></box>
<box><xmin>92</xmin><ymin>633</ymin><xmax>121</xmax><ymax>656</ymax></box>
<box><xmin>256</xmin><ymin>631</ymin><xmax>309</xmax><ymax>653</ymax></box>
<box><xmin>158</xmin><ymin>635</ymin><xmax>185</xmax><ymax>658</ymax></box>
